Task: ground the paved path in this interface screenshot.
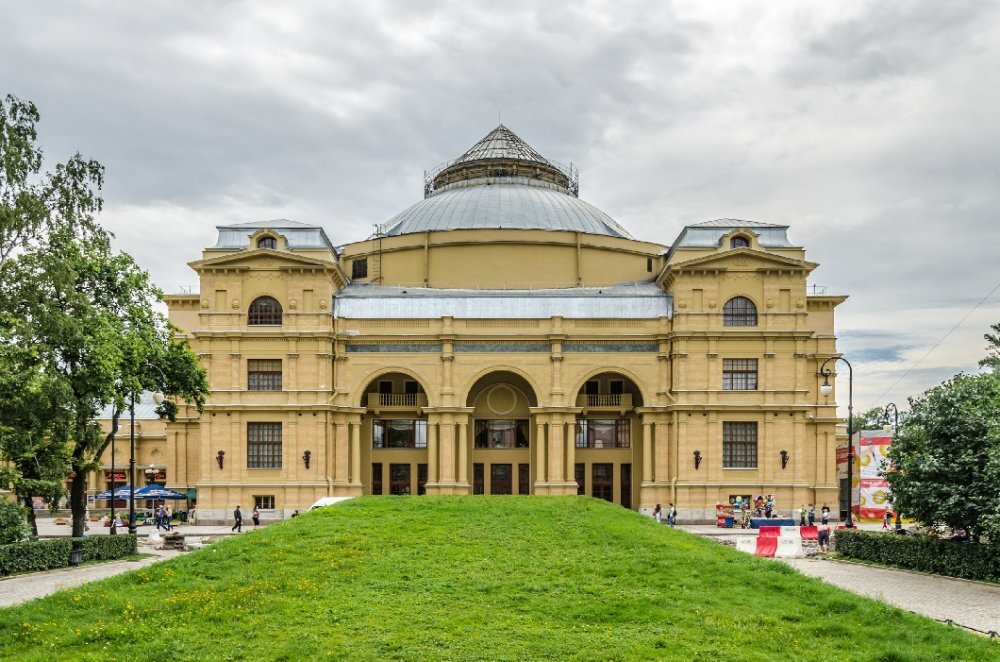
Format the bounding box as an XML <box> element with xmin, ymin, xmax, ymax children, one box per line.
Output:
<box><xmin>0</xmin><ymin>548</ymin><xmax>185</xmax><ymax>608</ymax></box>
<box><xmin>783</xmin><ymin>558</ymin><xmax>1000</xmax><ymax>636</ymax></box>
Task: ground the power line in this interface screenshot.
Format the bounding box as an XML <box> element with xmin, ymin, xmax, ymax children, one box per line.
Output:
<box><xmin>867</xmin><ymin>279</ymin><xmax>1000</xmax><ymax>408</ymax></box>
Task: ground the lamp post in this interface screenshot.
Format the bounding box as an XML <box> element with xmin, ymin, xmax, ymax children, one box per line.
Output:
<box><xmin>819</xmin><ymin>356</ymin><xmax>854</xmax><ymax>529</ymax></box>
<box><xmin>110</xmin><ymin>422</ymin><xmax>117</xmax><ymax>535</ymax></box>
<box><xmin>883</xmin><ymin>402</ymin><xmax>902</xmax><ymax>532</ymax></box>
<box><xmin>128</xmin><ymin>368</ymin><xmax>166</xmax><ymax>536</ymax></box>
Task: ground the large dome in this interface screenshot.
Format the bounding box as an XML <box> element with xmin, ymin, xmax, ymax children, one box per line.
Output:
<box><xmin>382</xmin><ymin>125</ymin><xmax>633</xmax><ymax>239</ymax></box>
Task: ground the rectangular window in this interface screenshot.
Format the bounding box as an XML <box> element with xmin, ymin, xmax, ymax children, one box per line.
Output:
<box><xmin>373</xmin><ymin>420</ymin><xmax>428</xmax><ymax>449</ymax></box>
<box><xmin>254</xmin><ymin>495</ymin><xmax>275</xmax><ymax>510</ymax></box>
<box><xmin>576</xmin><ymin>419</ymin><xmax>631</xmax><ymax>448</ymax></box>
<box><xmin>723</xmin><ymin>422</ymin><xmax>758</xmax><ymax>469</ymax></box>
<box><xmin>592</xmin><ymin>463</ymin><xmax>613</xmax><ymax>502</ymax></box>
<box><xmin>389</xmin><ymin>463</ymin><xmax>411</xmax><ymax>495</ymax></box>
<box><xmin>247</xmin><ymin>422</ymin><xmax>282</xmax><ymax>468</ymax></box>
<box><xmin>490</xmin><ymin>464</ymin><xmax>512</xmax><ymax>495</ymax></box>
<box><xmin>474</xmin><ymin>420</ymin><xmax>530</xmax><ymax>448</ymax></box>
<box><xmin>248</xmin><ymin>359</ymin><xmax>282</xmax><ymax>391</ymax></box>
<box><xmin>723</xmin><ymin>359</ymin><xmax>758</xmax><ymax>391</ymax></box>
<box><xmin>352</xmin><ymin>258</ymin><xmax>368</xmax><ymax>279</ymax></box>
<box><xmin>371</xmin><ymin>463</ymin><xmax>383</xmax><ymax>495</ymax></box>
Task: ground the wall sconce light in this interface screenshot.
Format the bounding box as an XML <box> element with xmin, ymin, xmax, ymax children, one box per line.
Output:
<box><xmin>303</xmin><ymin>449</ymin><xmax>312</xmax><ymax>469</ymax></box>
<box><xmin>216</xmin><ymin>450</ymin><xmax>225</xmax><ymax>469</ymax></box>
<box><xmin>780</xmin><ymin>450</ymin><xmax>789</xmax><ymax>470</ymax></box>
<box><xmin>693</xmin><ymin>450</ymin><xmax>702</xmax><ymax>470</ymax></box>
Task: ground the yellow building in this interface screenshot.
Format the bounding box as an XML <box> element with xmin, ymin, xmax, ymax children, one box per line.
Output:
<box><xmin>140</xmin><ymin>125</ymin><xmax>846</xmax><ymax>523</ymax></box>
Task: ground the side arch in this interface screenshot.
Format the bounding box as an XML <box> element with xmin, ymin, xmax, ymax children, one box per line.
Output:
<box><xmin>458</xmin><ymin>364</ymin><xmax>543</xmax><ymax>408</ymax></box>
<box><xmin>352</xmin><ymin>367</ymin><xmax>435</xmax><ymax>407</ymax></box>
<box><xmin>568</xmin><ymin>366</ymin><xmax>651</xmax><ymax>408</ymax></box>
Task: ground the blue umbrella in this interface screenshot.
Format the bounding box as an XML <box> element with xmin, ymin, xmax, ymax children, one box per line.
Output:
<box><xmin>94</xmin><ymin>485</ymin><xmax>137</xmax><ymax>500</ymax></box>
<box><xmin>134</xmin><ymin>484</ymin><xmax>188</xmax><ymax>499</ymax></box>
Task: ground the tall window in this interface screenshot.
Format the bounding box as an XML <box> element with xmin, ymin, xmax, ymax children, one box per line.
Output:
<box><xmin>248</xmin><ymin>296</ymin><xmax>282</xmax><ymax>326</ymax></box>
<box><xmin>576</xmin><ymin>419</ymin><xmax>631</xmax><ymax>448</ymax></box>
<box><xmin>723</xmin><ymin>422</ymin><xmax>757</xmax><ymax>468</ymax></box>
<box><xmin>723</xmin><ymin>296</ymin><xmax>757</xmax><ymax>326</ymax></box>
<box><xmin>352</xmin><ymin>258</ymin><xmax>368</xmax><ymax>279</ymax></box>
<box><xmin>730</xmin><ymin>236</ymin><xmax>750</xmax><ymax>249</ymax></box>
<box><xmin>257</xmin><ymin>236</ymin><xmax>277</xmax><ymax>249</ymax></box>
<box><xmin>248</xmin><ymin>359</ymin><xmax>282</xmax><ymax>391</ymax></box>
<box><xmin>722</xmin><ymin>359</ymin><xmax>758</xmax><ymax>390</ymax></box>
<box><xmin>373</xmin><ymin>420</ymin><xmax>428</xmax><ymax>448</ymax></box>
<box><xmin>474</xmin><ymin>420</ymin><xmax>529</xmax><ymax>448</ymax></box>
<box><xmin>248</xmin><ymin>423</ymin><xmax>282</xmax><ymax>468</ymax></box>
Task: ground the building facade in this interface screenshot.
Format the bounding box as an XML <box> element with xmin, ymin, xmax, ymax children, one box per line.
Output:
<box><xmin>126</xmin><ymin>125</ymin><xmax>846</xmax><ymax>522</ymax></box>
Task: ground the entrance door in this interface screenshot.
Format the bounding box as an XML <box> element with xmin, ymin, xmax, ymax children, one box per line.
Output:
<box><xmin>490</xmin><ymin>464</ymin><xmax>513</xmax><ymax>495</ymax></box>
<box><xmin>371</xmin><ymin>463</ymin><xmax>383</xmax><ymax>495</ymax></box>
<box><xmin>575</xmin><ymin>463</ymin><xmax>585</xmax><ymax>495</ymax></box>
<box><xmin>518</xmin><ymin>463</ymin><xmax>530</xmax><ymax>495</ymax></box>
<box><xmin>592</xmin><ymin>463</ymin><xmax>613</xmax><ymax>502</ymax></box>
<box><xmin>389</xmin><ymin>463</ymin><xmax>411</xmax><ymax>495</ymax></box>
<box><xmin>620</xmin><ymin>463</ymin><xmax>632</xmax><ymax>509</ymax></box>
<box><xmin>417</xmin><ymin>463</ymin><xmax>428</xmax><ymax>495</ymax></box>
<box><xmin>473</xmin><ymin>463</ymin><xmax>484</xmax><ymax>495</ymax></box>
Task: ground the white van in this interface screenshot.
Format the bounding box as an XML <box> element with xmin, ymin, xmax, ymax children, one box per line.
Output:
<box><xmin>308</xmin><ymin>496</ymin><xmax>354</xmax><ymax>511</ymax></box>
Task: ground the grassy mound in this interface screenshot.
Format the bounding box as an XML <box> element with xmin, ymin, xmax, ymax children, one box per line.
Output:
<box><xmin>1</xmin><ymin>497</ymin><xmax>996</xmax><ymax>660</ymax></box>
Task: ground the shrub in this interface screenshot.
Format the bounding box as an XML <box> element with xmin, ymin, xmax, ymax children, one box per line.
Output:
<box><xmin>0</xmin><ymin>499</ymin><xmax>32</xmax><ymax>545</ymax></box>
<box><xmin>0</xmin><ymin>534</ymin><xmax>137</xmax><ymax>576</ymax></box>
<box><xmin>835</xmin><ymin>529</ymin><xmax>1000</xmax><ymax>582</ymax></box>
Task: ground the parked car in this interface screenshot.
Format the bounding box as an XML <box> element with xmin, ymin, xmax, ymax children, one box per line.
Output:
<box><xmin>308</xmin><ymin>497</ymin><xmax>354</xmax><ymax>511</ymax></box>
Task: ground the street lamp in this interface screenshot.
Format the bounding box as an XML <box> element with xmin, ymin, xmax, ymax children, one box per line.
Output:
<box><xmin>819</xmin><ymin>356</ymin><xmax>854</xmax><ymax>529</ymax></box>
<box><xmin>883</xmin><ymin>402</ymin><xmax>902</xmax><ymax>532</ymax></box>
<box><xmin>128</xmin><ymin>370</ymin><xmax>166</xmax><ymax>536</ymax></box>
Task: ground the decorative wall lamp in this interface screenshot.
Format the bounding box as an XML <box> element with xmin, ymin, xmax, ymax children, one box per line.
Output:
<box><xmin>693</xmin><ymin>450</ymin><xmax>702</xmax><ymax>470</ymax></box>
<box><xmin>780</xmin><ymin>450</ymin><xmax>789</xmax><ymax>470</ymax></box>
<box><xmin>303</xmin><ymin>449</ymin><xmax>312</xmax><ymax>469</ymax></box>
<box><xmin>216</xmin><ymin>450</ymin><xmax>225</xmax><ymax>469</ymax></box>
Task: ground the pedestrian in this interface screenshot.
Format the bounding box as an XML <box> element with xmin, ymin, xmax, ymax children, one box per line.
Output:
<box><xmin>165</xmin><ymin>506</ymin><xmax>173</xmax><ymax>531</ymax></box>
<box><xmin>764</xmin><ymin>495</ymin><xmax>774</xmax><ymax>519</ymax></box>
<box><xmin>252</xmin><ymin>506</ymin><xmax>260</xmax><ymax>528</ymax></box>
<box><xmin>667</xmin><ymin>503</ymin><xmax>676</xmax><ymax>527</ymax></box>
<box><xmin>291</xmin><ymin>509</ymin><xmax>299</xmax><ymax>518</ymax></box>
<box><xmin>807</xmin><ymin>504</ymin><xmax>815</xmax><ymax>526</ymax></box>
<box><xmin>821</xmin><ymin>504</ymin><xmax>830</xmax><ymax>525</ymax></box>
<box><xmin>156</xmin><ymin>505</ymin><xmax>166</xmax><ymax>531</ymax></box>
<box><xmin>817</xmin><ymin>523</ymin><xmax>831</xmax><ymax>552</ymax></box>
<box><xmin>799</xmin><ymin>504</ymin><xmax>807</xmax><ymax>527</ymax></box>
<box><xmin>232</xmin><ymin>505</ymin><xmax>243</xmax><ymax>532</ymax></box>
<box><xmin>652</xmin><ymin>503</ymin><xmax>662</xmax><ymax>523</ymax></box>
<box><xmin>883</xmin><ymin>509</ymin><xmax>891</xmax><ymax>530</ymax></box>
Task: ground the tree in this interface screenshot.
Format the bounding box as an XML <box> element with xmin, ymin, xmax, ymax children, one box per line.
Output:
<box><xmin>885</xmin><ymin>372</ymin><xmax>1000</xmax><ymax>544</ymax></box>
<box><xmin>849</xmin><ymin>406</ymin><xmax>892</xmax><ymax>435</ymax></box>
<box><xmin>0</xmin><ymin>498</ymin><xmax>33</xmax><ymax>544</ymax></box>
<box><xmin>980</xmin><ymin>322</ymin><xmax>1000</xmax><ymax>372</ymax></box>
<box><xmin>0</xmin><ymin>95</ymin><xmax>209</xmax><ymax>538</ymax></box>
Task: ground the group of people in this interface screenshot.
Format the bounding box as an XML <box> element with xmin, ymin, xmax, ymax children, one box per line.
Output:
<box><xmin>231</xmin><ymin>505</ymin><xmax>261</xmax><ymax>533</ymax></box>
<box><xmin>651</xmin><ymin>503</ymin><xmax>676</xmax><ymax>526</ymax></box>
<box><xmin>155</xmin><ymin>505</ymin><xmax>173</xmax><ymax>532</ymax></box>
<box><xmin>797</xmin><ymin>503</ymin><xmax>832</xmax><ymax>527</ymax></box>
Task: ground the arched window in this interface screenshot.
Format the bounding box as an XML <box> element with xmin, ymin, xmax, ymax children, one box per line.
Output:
<box><xmin>248</xmin><ymin>296</ymin><xmax>282</xmax><ymax>326</ymax></box>
<box><xmin>723</xmin><ymin>296</ymin><xmax>757</xmax><ymax>326</ymax></box>
<box><xmin>730</xmin><ymin>236</ymin><xmax>750</xmax><ymax>249</ymax></box>
<box><xmin>257</xmin><ymin>236</ymin><xmax>277</xmax><ymax>250</ymax></box>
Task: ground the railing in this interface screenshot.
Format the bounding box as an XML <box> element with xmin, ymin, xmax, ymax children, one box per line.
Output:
<box><xmin>575</xmin><ymin>394</ymin><xmax>633</xmax><ymax>409</ymax></box>
<box><xmin>367</xmin><ymin>393</ymin><xmax>428</xmax><ymax>409</ymax></box>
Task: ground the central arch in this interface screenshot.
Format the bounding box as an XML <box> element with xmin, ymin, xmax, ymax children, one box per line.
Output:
<box><xmin>464</xmin><ymin>371</ymin><xmax>539</xmax><ymax>496</ymax></box>
<box><xmin>359</xmin><ymin>371</ymin><xmax>431</xmax><ymax>496</ymax></box>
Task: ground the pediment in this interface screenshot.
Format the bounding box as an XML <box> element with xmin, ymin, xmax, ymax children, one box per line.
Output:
<box><xmin>190</xmin><ymin>249</ymin><xmax>337</xmax><ymax>271</ymax></box>
<box><xmin>667</xmin><ymin>248</ymin><xmax>816</xmax><ymax>273</ymax></box>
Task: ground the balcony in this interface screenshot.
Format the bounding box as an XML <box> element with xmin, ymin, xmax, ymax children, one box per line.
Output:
<box><xmin>367</xmin><ymin>392</ymin><xmax>428</xmax><ymax>413</ymax></box>
<box><xmin>575</xmin><ymin>393</ymin><xmax>633</xmax><ymax>414</ymax></box>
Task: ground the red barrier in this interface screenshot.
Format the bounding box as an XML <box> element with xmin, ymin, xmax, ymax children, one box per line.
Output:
<box><xmin>799</xmin><ymin>525</ymin><xmax>818</xmax><ymax>540</ymax></box>
<box><xmin>758</xmin><ymin>526</ymin><xmax>781</xmax><ymax>538</ymax></box>
<box><xmin>754</xmin><ymin>536</ymin><xmax>778</xmax><ymax>557</ymax></box>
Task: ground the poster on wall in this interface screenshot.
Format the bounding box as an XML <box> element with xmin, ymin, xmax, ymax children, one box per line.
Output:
<box><xmin>855</xmin><ymin>430</ymin><xmax>893</xmax><ymax>521</ymax></box>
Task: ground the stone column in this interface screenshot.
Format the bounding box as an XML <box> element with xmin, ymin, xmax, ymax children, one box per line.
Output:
<box><xmin>427</xmin><ymin>422</ymin><xmax>439</xmax><ymax>484</ymax></box>
<box><xmin>564</xmin><ymin>418</ymin><xmax>575</xmax><ymax>483</ymax></box>
<box><xmin>440</xmin><ymin>421</ymin><xmax>455</xmax><ymax>483</ymax></box>
<box><xmin>457</xmin><ymin>421</ymin><xmax>468</xmax><ymax>485</ymax></box>
<box><xmin>350</xmin><ymin>421</ymin><xmax>361</xmax><ymax>487</ymax></box>
<box><xmin>334</xmin><ymin>421</ymin><xmax>349</xmax><ymax>485</ymax></box>
<box><xmin>535</xmin><ymin>421</ymin><xmax>547</xmax><ymax>484</ymax></box>
<box><xmin>548</xmin><ymin>421</ymin><xmax>564</xmax><ymax>486</ymax></box>
<box><xmin>642</xmin><ymin>419</ymin><xmax>653</xmax><ymax>483</ymax></box>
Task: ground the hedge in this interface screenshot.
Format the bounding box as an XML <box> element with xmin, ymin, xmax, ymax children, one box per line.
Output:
<box><xmin>0</xmin><ymin>535</ymin><xmax>138</xmax><ymax>576</ymax></box>
<box><xmin>835</xmin><ymin>529</ymin><xmax>1000</xmax><ymax>583</ymax></box>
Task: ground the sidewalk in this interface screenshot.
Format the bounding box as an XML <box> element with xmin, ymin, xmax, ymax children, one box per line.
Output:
<box><xmin>678</xmin><ymin>523</ymin><xmax>1000</xmax><ymax>637</ymax></box>
<box><xmin>33</xmin><ymin>519</ymin><xmax>253</xmax><ymax>538</ymax></box>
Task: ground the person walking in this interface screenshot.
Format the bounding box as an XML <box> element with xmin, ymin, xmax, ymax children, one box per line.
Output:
<box><xmin>232</xmin><ymin>505</ymin><xmax>243</xmax><ymax>533</ymax></box>
<box><xmin>155</xmin><ymin>505</ymin><xmax>165</xmax><ymax>531</ymax></box>
<box><xmin>667</xmin><ymin>503</ymin><xmax>676</xmax><ymax>527</ymax></box>
<box><xmin>883</xmin><ymin>509</ymin><xmax>892</xmax><ymax>530</ymax></box>
<box><xmin>799</xmin><ymin>504</ymin><xmax>807</xmax><ymax>527</ymax></box>
<box><xmin>652</xmin><ymin>504</ymin><xmax>662</xmax><ymax>523</ymax></box>
<box><xmin>807</xmin><ymin>504</ymin><xmax>816</xmax><ymax>526</ymax></box>
<box><xmin>164</xmin><ymin>506</ymin><xmax>172</xmax><ymax>531</ymax></box>
<box><xmin>252</xmin><ymin>506</ymin><xmax>260</xmax><ymax>528</ymax></box>
<box><xmin>821</xmin><ymin>504</ymin><xmax>830</xmax><ymax>525</ymax></box>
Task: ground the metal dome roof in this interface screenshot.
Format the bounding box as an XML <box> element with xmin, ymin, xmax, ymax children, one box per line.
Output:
<box><xmin>382</xmin><ymin>180</ymin><xmax>633</xmax><ymax>239</ymax></box>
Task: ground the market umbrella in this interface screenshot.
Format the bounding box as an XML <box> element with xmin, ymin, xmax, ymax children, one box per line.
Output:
<box><xmin>94</xmin><ymin>485</ymin><xmax>137</xmax><ymax>500</ymax></box>
<box><xmin>134</xmin><ymin>484</ymin><xmax>188</xmax><ymax>499</ymax></box>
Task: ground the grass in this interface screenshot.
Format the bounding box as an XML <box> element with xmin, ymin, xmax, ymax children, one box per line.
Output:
<box><xmin>0</xmin><ymin>496</ymin><xmax>997</xmax><ymax>661</ymax></box>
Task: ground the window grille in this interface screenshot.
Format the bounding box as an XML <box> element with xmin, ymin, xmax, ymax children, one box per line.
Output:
<box><xmin>723</xmin><ymin>422</ymin><xmax>757</xmax><ymax>468</ymax></box>
<box><xmin>722</xmin><ymin>358</ymin><xmax>758</xmax><ymax>390</ymax></box>
<box><xmin>248</xmin><ymin>296</ymin><xmax>282</xmax><ymax>326</ymax></box>
<box><xmin>248</xmin><ymin>359</ymin><xmax>282</xmax><ymax>391</ymax></box>
<box><xmin>248</xmin><ymin>423</ymin><xmax>282</xmax><ymax>468</ymax></box>
<box><xmin>723</xmin><ymin>296</ymin><xmax>757</xmax><ymax>326</ymax></box>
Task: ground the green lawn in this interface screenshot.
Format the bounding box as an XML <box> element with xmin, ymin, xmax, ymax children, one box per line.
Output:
<box><xmin>1</xmin><ymin>497</ymin><xmax>996</xmax><ymax>660</ymax></box>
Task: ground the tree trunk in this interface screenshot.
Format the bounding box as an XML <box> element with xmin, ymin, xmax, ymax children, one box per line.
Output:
<box><xmin>70</xmin><ymin>453</ymin><xmax>88</xmax><ymax>538</ymax></box>
<box><xmin>20</xmin><ymin>494</ymin><xmax>38</xmax><ymax>538</ymax></box>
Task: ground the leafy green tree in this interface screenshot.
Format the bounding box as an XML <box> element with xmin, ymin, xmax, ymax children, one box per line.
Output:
<box><xmin>886</xmin><ymin>372</ymin><xmax>1000</xmax><ymax>543</ymax></box>
<box><xmin>981</xmin><ymin>322</ymin><xmax>1000</xmax><ymax>372</ymax></box>
<box><xmin>849</xmin><ymin>406</ymin><xmax>892</xmax><ymax>435</ymax></box>
<box><xmin>0</xmin><ymin>498</ymin><xmax>33</xmax><ymax>544</ymax></box>
<box><xmin>0</xmin><ymin>94</ymin><xmax>209</xmax><ymax>537</ymax></box>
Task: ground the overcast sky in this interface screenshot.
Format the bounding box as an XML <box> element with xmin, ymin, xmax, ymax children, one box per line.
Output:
<box><xmin>3</xmin><ymin>0</ymin><xmax>999</xmax><ymax>414</ymax></box>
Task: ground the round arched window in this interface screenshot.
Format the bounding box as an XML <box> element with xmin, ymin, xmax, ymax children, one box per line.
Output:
<box><xmin>248</xmin><ymin>296</ymin><xmax>282</xmax><ymax>325</ymax></box>
<box><xmin>257</xmin><ymin>236</ymin><xmax>277</xmax><ymax>250</ymax></box>
<box><xmin>730</xmin><ymin>236</ymin><xmax>750</xmax><ymax>249</ymax></box>
<box><xmin>723</xmin><ymin>296</ymin><xmax>757</xmax><ymax>326</ymax></box>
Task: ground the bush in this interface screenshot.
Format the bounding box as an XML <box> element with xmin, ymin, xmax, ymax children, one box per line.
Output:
<box><xmin>0</xmin><ymin>499</ymin><xmax>33</xmax><ymax>545</ymax></box>
<box><xmin>0</xmin><ymin>534</ymin><xmax>137</xmax><ymax>576</ymax></box>
<box><xmin>836</xmin><ymin>529</ymin><xmax>1000</xmax><ymax>582</ymax></box>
